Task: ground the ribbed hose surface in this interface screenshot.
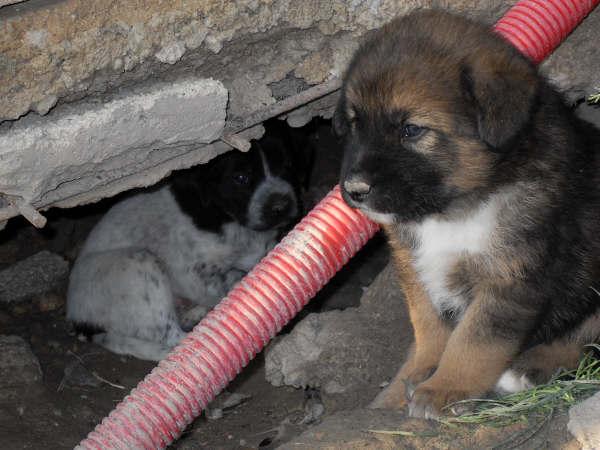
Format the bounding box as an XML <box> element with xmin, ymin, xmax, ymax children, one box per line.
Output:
<box><xmin>77</xmin><ymin>1</ymin><xmax>599</xmax><ymax>448</ymax></box>
<box><xmin>494</xmin><ymin>0</ymin><xmax>599</xmax><ymax>63</ymax></box>
<box><xmin>77</xmin><ymin>187</ymin><xmax>379</xmax><ymax>449</ymax></box>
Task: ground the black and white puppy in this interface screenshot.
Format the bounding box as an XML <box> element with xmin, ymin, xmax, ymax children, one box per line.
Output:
<box><xmin>67</xmin><ymin>128</ymin><xmax>302</xmax><ymax>361</ymax></box>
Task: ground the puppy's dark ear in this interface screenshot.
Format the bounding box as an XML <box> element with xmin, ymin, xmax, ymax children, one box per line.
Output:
<box><xmin>332</xmin><ymin>91</ymin><xmax>350</xmax><ymax>136</ymax></box>
<box><xmin>171</xmin><ymin>161</ymin><xmax>214</xmax><ymax>207</ymax></box>
<box><xmin>170</xmin><ymin>158</ymin><xmax>226</xmax><ymax>232</ymax></box>
<box><xmin>461</xmin><ymin>52</ymin><xmax>538</xmax><ymax>150</ymax></box>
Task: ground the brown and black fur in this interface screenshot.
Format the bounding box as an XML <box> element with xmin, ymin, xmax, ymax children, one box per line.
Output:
<box><xmin>335</xmin><ymin>10</ymin><xmax>600</xmax><ymax>418</ymax></box>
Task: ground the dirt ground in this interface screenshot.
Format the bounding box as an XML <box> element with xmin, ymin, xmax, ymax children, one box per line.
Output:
<box><xmin>0</xmin><ymin>116</ymin><xmax>592</xmax><ymax>449</ymax></box>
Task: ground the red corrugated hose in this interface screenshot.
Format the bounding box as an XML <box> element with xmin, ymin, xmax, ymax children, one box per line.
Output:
<box><xmin>77</xmin><ymin>1</ymin><xmax>599</xmax><ymax>448</ymax></box>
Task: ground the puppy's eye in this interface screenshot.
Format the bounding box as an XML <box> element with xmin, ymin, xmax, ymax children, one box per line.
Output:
<box><xmin>401</xmin><ymin>124</ymin><xmax>424</xmax><ymax>139</ymax></box>
<box><xmin>233</xmin><ymin>173</ymin><xmax>250</xmax><ymax>185</ymax></box>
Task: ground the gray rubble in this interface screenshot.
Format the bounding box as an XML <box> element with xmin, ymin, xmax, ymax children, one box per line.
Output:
<box><xmin>568</xmin><ymin>392</ymin><xmax>600</xmax><ymax>450</ymax></box>
<box><xmin>265</xmin><ymin>263</ymin><xmax>413</xmax><ymax>399</ymax></box>
<box><xmin>0</xmin><ymin>250</ymin><xmax>69</xmax><ymax>304</ymax></box>
<box><xmin>0</xmin><ymin>79</ymin><xmax>227</xmax><ymax>220</ymax></box>
<box><xmin>0</xmin><ymin>335</ymin><xmax>42</xmax><ymax>387</ymax></box>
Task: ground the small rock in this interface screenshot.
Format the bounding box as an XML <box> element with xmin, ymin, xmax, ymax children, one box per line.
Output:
<box><xmin>301</xmin><ymin>389</ymin><xmax>325</xmax><ymax>425</ymax></box>
<box><xmin>265</xmin><ymin>263</ymin><xmax>412</xmax><ymax>399</ymax></box>
<box><xmin>205</xmin><ymin>391</ymin><xmax>251</xmax><ymax>420</ymax></box>
<box><xmin>0</xmin><ymin>251</ymin><xmax>69</xmax><ymax>304</ymax></box>
<box><xmin>205</xmin><ymin>408</ymin><xmax>224</xmax><ymax>420</ymax></box>
<box><xmin>0</xmin><ymin>335</ymin><xmax>42</xmax><ymax>387</ymax></box>
<box><xmin>221</xmin><ymin>392</ymin><xmax>251</xmax><ymax>410</ymax></box>
<box><xmin>568</xmin><ymin>392</ymin><xmax>600</xmax><ymax>450</ymax></box>
<box><xmin>61</xmin><ymin>358</ymin><xmax>101</xmax><ymax>388</ymax></box>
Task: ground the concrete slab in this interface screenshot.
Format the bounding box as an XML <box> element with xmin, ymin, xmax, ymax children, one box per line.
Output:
<box><xmin>0</xmin><ymin>78</ymin><xmax>227</xmax><ymax>221</ymax></box>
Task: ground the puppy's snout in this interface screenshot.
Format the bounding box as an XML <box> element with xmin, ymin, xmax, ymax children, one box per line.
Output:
<box><xmin>269</xmin><ymin>194</ymin><xmax>293</xmax><ymax>214</ymax></box>
<box><xmin>263</xmin><ymin>193</ymin><xmax>296</xmax><ymax>227</ymax></box>
<box><xmin>343</xmin><ymin>177</ymin><xmax>371</xmax><ymax>203</ymax></box>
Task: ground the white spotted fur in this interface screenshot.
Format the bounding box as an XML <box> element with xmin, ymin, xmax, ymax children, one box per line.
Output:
<box><xmin>67</xmin><ymin>184</ymin><xmax>286</xmax><ymax>361</ymax></box>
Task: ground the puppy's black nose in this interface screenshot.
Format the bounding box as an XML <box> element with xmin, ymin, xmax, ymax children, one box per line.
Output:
<box><xmin>270</xmin><ymin>196</ymin><xmax>292</xmax><ymax>214</ymax></box>
<box><xmin>343</xmin><ymin>177</ymin><xmax>371</xmax><ymax>203</ymax></box>
<box><xmin>265</xmin><ymin>193</ymin><xmax>295</xmax><ymax>222</ymax></box>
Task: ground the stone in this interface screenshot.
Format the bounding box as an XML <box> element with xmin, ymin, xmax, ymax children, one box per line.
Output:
<box><xmin>568</xmin><ymin>392</ymin><xmax>600</xmax><ymax>450</ymax></box>
<box><xmin>265</xmin><ymin>263</ymin><xmax>413</xmax><ymax>400</ymax></box>
<box><xmin>0</xmin><ymin>251</ymin><xmax>69</xmax><ymax>304</ymax></box>
<box><xmin>0</xmin><ymin>335</ymin><xmax>42</xmax><ymax>387</ymax></box>
<box><xmin>0</xmin><ymin>78</ymin><xmax>227</xmax><ymax>216</ymax></box>
<box><xmin>61</xmin><ymin>359</ymin><xmax>102</xmax><ymax>389</ymax></box>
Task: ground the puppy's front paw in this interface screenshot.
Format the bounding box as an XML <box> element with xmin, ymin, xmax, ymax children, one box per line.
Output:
<box><xmin>369</xmin><ymin>382</ymin><xmax>410</xmax><ymax>410</ymax></box>
<box><xmin>408</xmin><ymin>384</ymin><xmax>467</xmax><ymax>420</ymax></box>
<box><xmin>369</xmin><ymin>364</ymin><xmax>435</xmax><ymax>410</ymax></box>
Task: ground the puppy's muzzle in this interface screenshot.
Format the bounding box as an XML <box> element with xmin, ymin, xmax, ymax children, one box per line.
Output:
<box><xmin>343</xmin><ymin>177</ymin><xmax>371</xmax><ymax>205</ymax></box>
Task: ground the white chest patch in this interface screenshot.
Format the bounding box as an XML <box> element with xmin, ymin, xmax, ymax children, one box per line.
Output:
<box><xmin>412</xmin><ymin>197</ymin><xmax>501</xmax><ymax>317</ymax></box>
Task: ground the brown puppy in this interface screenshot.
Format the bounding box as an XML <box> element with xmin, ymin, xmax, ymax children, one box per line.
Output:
<box><xmin>335</xmin><ymin>10</ymin><xmax>600</xmax><ymax>419</ymax></box>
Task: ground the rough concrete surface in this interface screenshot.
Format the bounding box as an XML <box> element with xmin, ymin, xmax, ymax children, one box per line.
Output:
<box><xmin>0</xmin><ymin>78</ymin><xmax>227</xmax><ymax>219</ymax></box>
<box><xmin>2</xmin><ymin>0</ymin><xmax>599</xmax><ymax>223</ymax></box>
<box><xmin>0</xmin><ymin>0</ymin><xmax>516</xmax><ymax>122</ymax></box>
<box><xmin>0</xmin><ymin>250</ymin><xmax>68</xmax><ymax>304</ymax></box>
<box><xmin>568</xmin><ymin>392</ymin><xmax>600</xmax><ymax>450</ymax></box>
<box><xmin>266</xmin><ymin>263</ymin><xmax>413</xmax><ymax>402</ymax></box>
<box><xmin>0</xmin><ymin>335</ymin><xmax>42</xmax><ymax>387</ymax></box>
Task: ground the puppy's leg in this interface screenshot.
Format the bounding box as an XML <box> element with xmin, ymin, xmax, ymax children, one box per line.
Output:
<box><xmin>505</xmin><ymin>311</ymin><xmax>600</xmax><ymax>389</ymax></box>
<box><xmin>68</xmin><ymin>248</ymin><xmax>186</xmax><ymax>361</ymax></box>
<box><xmin>408</xmin><ymin>289</ymin><xmax>530</xmax><ymax>419</ymax></box>
<box><xmin>370</xmin><ymin>240</ymin><xmax>451</xmax><ymax>409</ymax></box>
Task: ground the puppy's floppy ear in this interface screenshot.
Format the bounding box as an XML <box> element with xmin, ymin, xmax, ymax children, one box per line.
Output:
<box><xmin>461</xmin><ymin>51</ymin><xmax>538</xmax><ymax>150</ymax></box>
<box><xmin>170</xmin><ymin>157</ymin><xmax>228</xmax><ymax>232</ymax></box>
<box><xmin>332</xmin><ymin>91</ymin><xmax>350</xmax><ymax>136</ymax></box>
<box><xmin>171</xmin><ymin>159</ymin><xmax>216</xmax><ymax>207</ymax></box>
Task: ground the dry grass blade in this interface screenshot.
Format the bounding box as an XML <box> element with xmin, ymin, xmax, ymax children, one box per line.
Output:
<box><xmin>366</xmin><ymin>429</ymin><xmax>438</xmax><ymax>438</ymax></box>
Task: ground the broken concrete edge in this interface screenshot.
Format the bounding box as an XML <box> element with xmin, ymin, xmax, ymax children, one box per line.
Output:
<box><xmin>0</xmin><ymin>79</ymin><xmax>340</xmax><ymax>227</ymax></box>
<box><xmin>0</xmin><ymin>78</ymin><xmax>228</xmax><ymax>210</ymax></box>
<box><xmin>0</xmin><ymin>0</ymin><xmax>26</xmax><ymax>7</ymax></box>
